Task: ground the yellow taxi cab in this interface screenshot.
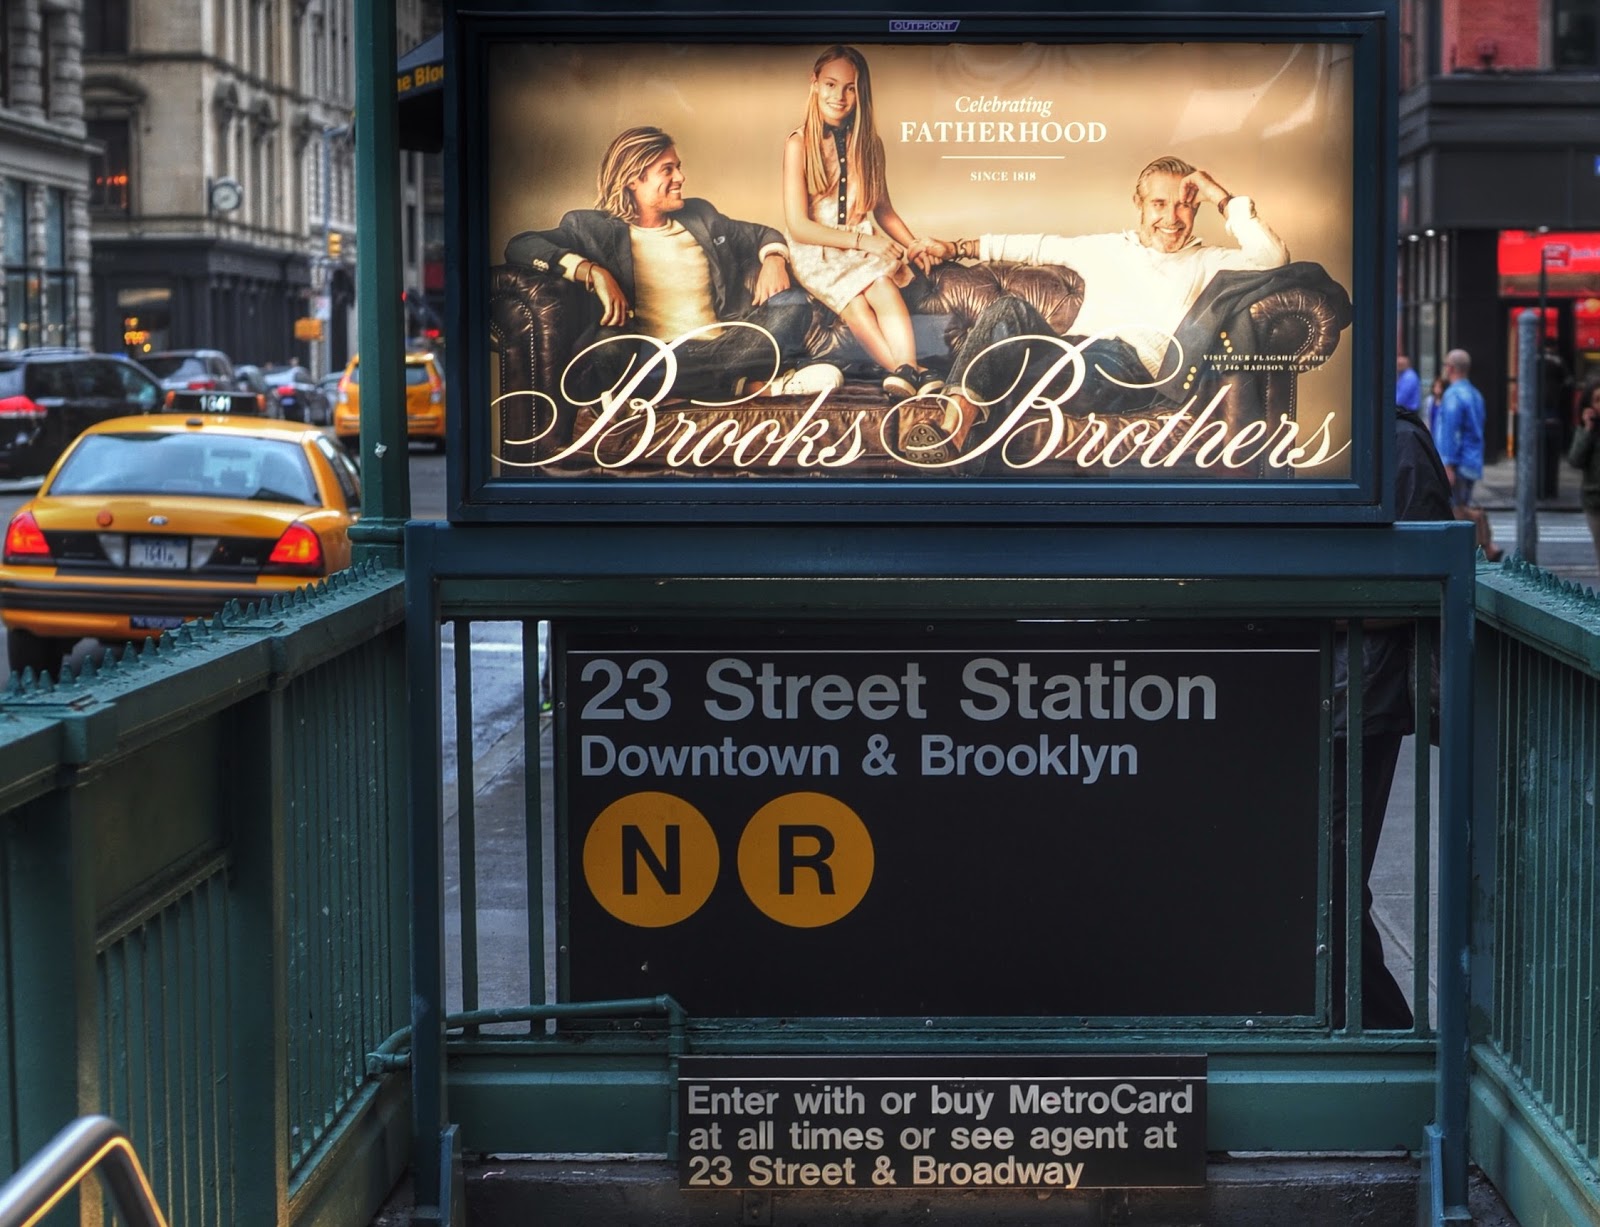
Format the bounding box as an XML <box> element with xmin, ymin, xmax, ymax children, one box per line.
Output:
<box><xmin>332</xmin><ymin>350</ymin><xmax>446</xmax><ymax>453</ymax></box>
<box><xmin>0</xmin><ymin>414</ymin><xmax>362</xmax><ymax>678</ymax></box>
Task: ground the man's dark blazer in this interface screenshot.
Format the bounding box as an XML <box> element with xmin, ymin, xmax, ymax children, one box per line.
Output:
<box><xmin>504</xmin><ymin>199</ymin><xmax>785</xmax><ymax>323</ymax></box>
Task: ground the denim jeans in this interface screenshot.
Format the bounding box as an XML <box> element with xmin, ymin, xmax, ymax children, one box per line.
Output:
<box><xmin>574</xmin><ymin>288</ymin><xmax>813</xmax><ymax>405</ymax></box>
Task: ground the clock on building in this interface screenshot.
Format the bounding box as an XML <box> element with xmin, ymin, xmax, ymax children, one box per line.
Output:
<box><xmin>208</xmin><ymin>177</ymin><xmax>244</xmax><ymax>213</ymax></box>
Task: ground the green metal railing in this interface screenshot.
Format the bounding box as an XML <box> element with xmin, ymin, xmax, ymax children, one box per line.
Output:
<box><xmin>98</xmin><ymin>860</ymin><xmax>234</xmax><ymax>1227</ymax></box>
<box><xmin>1471</xmin><ymin>558</ymin><xmax>1600</xmax><ymax>1227</ymax></box>
<box><xmin>283</xmin><ymin>637</ymin><xmax>407</xmax><ymax>1173</ymax></box>
<box><xmin>400</xmin><ymin>520</ymin><xmax>1479</xmax><ymax>1222</ymax></box>
<box><xmin>0</xmin><ymin>564</ymin><xmax>409</xmax><ymax>1227</ymax></box>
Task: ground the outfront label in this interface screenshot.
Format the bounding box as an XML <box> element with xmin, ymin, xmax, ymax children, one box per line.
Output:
<box><xmin>678</xmin><ymin>1055</ymin><xmax>1207</xmax><ymax>1191</ymax></box>
<box><xmin>562</xmin><ymin>624</ymin><xmax>1322</xmax><ymax>1018</ymax></box>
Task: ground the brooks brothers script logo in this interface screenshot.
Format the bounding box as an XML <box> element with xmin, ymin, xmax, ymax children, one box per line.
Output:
<box><xmin>492</xmin><ymin>323</ymin><xmax>1350</xmax><ymax>475</ymax></box>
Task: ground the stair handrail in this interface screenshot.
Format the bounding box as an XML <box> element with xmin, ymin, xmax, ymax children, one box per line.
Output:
<box><xmin>0</xmin><ymin>1116</ymin><xmax>167</xmax><ymax>1227</ymax></box>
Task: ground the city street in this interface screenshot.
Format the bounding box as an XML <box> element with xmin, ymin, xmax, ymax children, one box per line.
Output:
<box><xmin>1</xmin><ymin>447</ymin><xmax>1595</xmax><ymax>681</ymax></box>
<box><xmin>0</xmin><ymin>444</ymin><xmax>449</xmax><ymax>682</ymax></box>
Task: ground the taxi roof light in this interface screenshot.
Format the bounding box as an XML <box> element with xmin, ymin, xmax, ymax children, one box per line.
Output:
<box><xmin>3</xmin><ymin>511</ymin><xmax>51</xmax><ymax>563</ymax></box>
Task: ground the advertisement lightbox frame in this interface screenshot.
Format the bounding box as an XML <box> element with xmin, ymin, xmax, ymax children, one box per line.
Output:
<box><xmin>442</xmin><ymin>0</ymin><xmax>1398</xmax><ymax>524</ymax></box>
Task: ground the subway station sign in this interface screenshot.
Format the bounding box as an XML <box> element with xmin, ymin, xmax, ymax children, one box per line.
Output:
<box><xmin>678</xmin><ymin>1054</ymin><xmax>1206</xmax><ymax>1191</ymax></box>
<box><xmin>562</xmin><ymin>623</ymin><xmax>1321</xmax><ymax>1018</ymax></box>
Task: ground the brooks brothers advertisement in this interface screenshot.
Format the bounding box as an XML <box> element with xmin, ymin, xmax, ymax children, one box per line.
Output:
<box><xmin>564</xmin><ymin>625</ymin><xmax>1321</xmax><ymax>1018</ymax></box>
<box><xmin>486</xmin><ymin>40</ymin><xmax>1355</xmax><ymax>481</ymax></box>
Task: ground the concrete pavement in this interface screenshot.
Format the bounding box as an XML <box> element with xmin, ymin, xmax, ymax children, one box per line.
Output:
<box><xmin>1475</xmin><ymin>442</ymin><xmax>1599</xmax><ymax>586</ymax></box>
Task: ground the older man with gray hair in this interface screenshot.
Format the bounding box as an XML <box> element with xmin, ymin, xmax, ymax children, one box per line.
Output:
<box><xmin>921</xmin><ymin>156</ymin><xmax>1291</xmax><ymax>435</ymax></box>
<box><xmin>1434</xmin><ymin>348</ymin><xmax>1485</xmax><ymax>507</ymax></box>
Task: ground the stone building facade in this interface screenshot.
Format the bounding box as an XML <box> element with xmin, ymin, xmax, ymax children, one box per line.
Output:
<box><xmin>0</xmin><ymin>1</ymin><xmax>97</xmax><ymax>351</ymax></box>
<box><xmin>83</xmin><ymin>0</ymin><xmax>360</xmax><ymax>371</ymax></box>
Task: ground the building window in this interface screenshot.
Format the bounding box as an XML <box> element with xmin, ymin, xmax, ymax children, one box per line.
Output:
<box><xmin>84</xmin><ymin>0</ymin><xmax>129</xmax><ymax>55</ymax></box>
<box><xmin>4</xmin><ymin>180</ymin><xmax>23</xmax><ymax>349</ymax></box>
<box><xmin>42</xmin><ymin>188</ymin><xmax>72</xmax><ymax>347</ymax></box>
<box><xmin>88</xmin><ymin>119</ymin><xmax>132</xmax><ymax>212</ymax></box>
<box><xmin>118</xmin><ymin>286</ymin><xmax>172</xmax><ymax>356</ymax></box>
<box><xmin>1554</xmin><ymin>0</ymin><xmax>1600</xmax><ymax>68</ymax></box>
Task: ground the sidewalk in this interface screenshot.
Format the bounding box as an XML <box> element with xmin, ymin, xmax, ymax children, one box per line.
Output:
<box><xmin>1473</xmin><ymin>447</ymin><xmax>1581</xmax><ymax>513</ymax></box>
<box><xmin>1473</xmin><ymin>441</ymin><xmax>1599</xmax><ymax>591</ymax></box>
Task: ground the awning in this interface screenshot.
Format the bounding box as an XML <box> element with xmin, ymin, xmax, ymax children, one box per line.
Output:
<box><xmin>397</xmin><ymin>33</ymin><xmax>443</xmax><ymax>152</ymax></box>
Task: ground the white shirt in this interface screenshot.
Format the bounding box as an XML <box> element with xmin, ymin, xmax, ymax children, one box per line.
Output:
<box><xmin>628</xmin><ymin>220</ymin><xmax>722</xmax><ymax>340</ymax></box>
<box><xmin>978</xmin><ymin>196</ymin><xmax>1289</xmax><ymax>376</ymax></box>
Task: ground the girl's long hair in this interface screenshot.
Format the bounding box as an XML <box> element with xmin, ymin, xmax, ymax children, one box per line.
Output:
<box><xmin>800</xmin><ymin>46</ymin><xmax>888</xmax><ymax>217</ymax></box>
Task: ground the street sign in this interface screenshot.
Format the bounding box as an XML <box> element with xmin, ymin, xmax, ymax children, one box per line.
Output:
<box><xmin>294</xmin><ymin>317</ymin><xmax>324</xmax><ymax>342</ymax></box>
<box><xmin>562</xmin><ymin>621</ymin><xmax>1322</xmax><ymax>1019</ymax></box>
<box><xmin>679</xmin><ymin>1054</ymin><xmax>1207</xmax><ymax>1191</ymax></box>
<box><xmin>314</xmin><ymin>294</ymin><xmax>331</xmax><ymax>321</ymax></box>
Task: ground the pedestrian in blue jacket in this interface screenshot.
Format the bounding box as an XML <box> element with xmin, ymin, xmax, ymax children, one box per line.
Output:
<box><xmin>1434</xmin><ymin>348</ymin><xmax>1485</xmax><ymax>507</ymax></box>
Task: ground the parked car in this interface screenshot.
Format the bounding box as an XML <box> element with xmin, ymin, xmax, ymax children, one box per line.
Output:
<box><xmin>0</xmin><ymin>349</ymin><xmax>165</xmax><ymax>479</ymax></box>
<box><xmin>333</xmin><ymin>350</ymin><xmax>446</xmax><ymax>452</ymax></box>
<box><xmin>142</xmin><ymin>348</ymin><xmax>266</xmax><ymax>415</ymax></box>
<box><xmin>233</xmin><ymin>364</ymin><xmax>286</xmax><ymax>418</ymax></box>
<box><xmin>0</xmin><ymin>414</ymin><xmax>363</xmax><ymax>677</ymax></box>
<box><xmin>141</xmin><ymin>348</ymin><xmax>236</xmax><ymax>393</ymax></box>
<box><xmin>263</xmin><ymin>364</ymin><xmax>332</xmax><ymax>425</ymax></box>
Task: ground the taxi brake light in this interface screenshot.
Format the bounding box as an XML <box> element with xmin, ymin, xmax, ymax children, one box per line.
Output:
<box><xmin>264</xmin><ymin>522</ymin><xmax>324</xmax><ymax>574</ymax></box>
<box><xmin>186</xmin><ymin>378</ymin><xmax>217</xmax><ymax>391</ymax></box>
<box><xmin>3</xmin><ymin>511</ymin><xmax>51</xmax><ymax>563</ymax></box>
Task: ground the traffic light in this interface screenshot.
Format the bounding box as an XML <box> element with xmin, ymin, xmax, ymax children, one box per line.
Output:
<box><xmin>327</xmin><ymin>231</ymin><xmax>343</xmax><ymax>260</ymax></box>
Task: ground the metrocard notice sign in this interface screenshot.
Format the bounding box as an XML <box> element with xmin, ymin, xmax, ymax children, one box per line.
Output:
<box><xmin>678</xmin><ymin>1055</ymin><xmax>1207</xmax><ymax>1191</ymax></box>
<box><xmin>562</xmin><ymin>623</ymin><xmax>1321</xmax><ymax>1018</ymax></box>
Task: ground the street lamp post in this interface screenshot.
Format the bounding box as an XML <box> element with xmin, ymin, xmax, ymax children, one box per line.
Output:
<box><xmin>1537</xmin><ymin>240</ymin><xmax>1571</xmax><ymax>500</ymax></box>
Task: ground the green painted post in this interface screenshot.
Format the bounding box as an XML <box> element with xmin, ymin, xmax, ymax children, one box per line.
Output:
<box><xmin>3</xmin><ymin>793</ymin><xmax>93</xmax><ymax>1227</ymax></box>
<box><xmin>350</xmin><ymin>0</ymin><xmax>410</xmax><ymax>567</ymax></box>
<box><xmin>226</xmin><ymin>691</ymin><xmax>290</xmax><ymax>1226</ymax></box>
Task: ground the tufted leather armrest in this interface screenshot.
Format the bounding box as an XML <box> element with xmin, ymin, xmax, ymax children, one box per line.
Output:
<box><xmin>1250</xmin><ymin>286</ymin><xmax>1346</xmax><ymax>370</ymax></box>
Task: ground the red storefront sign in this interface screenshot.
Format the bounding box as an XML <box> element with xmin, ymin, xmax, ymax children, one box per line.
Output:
<box><xmin>1499</xmin><ymin>230</ymin><xmax>1600</xmax><ymax>280</ymax></box>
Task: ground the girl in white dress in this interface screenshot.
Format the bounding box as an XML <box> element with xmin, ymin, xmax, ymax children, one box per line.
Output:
<box><xmin>782</xmin><ymin>45</ymin><xmax>941</xmax><ymax>399</ymax></box>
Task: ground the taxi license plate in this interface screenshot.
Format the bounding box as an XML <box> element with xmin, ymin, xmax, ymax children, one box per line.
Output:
<box><xmin>129</xmin><ymin>536</ymin><xmax>189</xmax><ymax>569</ymax></box>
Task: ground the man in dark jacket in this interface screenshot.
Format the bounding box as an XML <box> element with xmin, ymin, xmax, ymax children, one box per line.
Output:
<box><xmin>1329</xmin><ymin>406</ymin><xmax>1455</xmax><ymax>1029</ymax></box>
<box><xmin>505</xmin><ymin>125</ymin><xmax>840</xmax><ymax>408</ymax></box>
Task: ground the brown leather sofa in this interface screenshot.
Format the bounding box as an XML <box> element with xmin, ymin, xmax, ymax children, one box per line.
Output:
<box><xmin>487</xmin><ymin>259</ymin><xmax>1351</xmax><ymax>477</ymax></box>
